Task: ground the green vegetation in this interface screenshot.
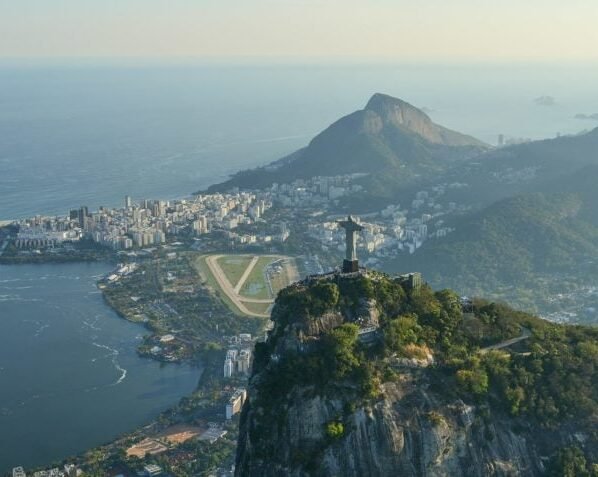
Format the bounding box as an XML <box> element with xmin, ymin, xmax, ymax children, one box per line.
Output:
<box><xmin>398</xmin><ymin>192</ymin><xmax>598</xmax><ymax>319</ymax></box>
<box><xmin>239</xmin><ymin>256</ymin><xmax>274</xmax><ymax>300</ymax></box>
<box><xmin>548</xmin><ymin>446</ymin><xmax>598</xmax><ymax>477</ymax></box>
<box><xmin>255</xmin><ymin>272</ymin><xmax>598</xmax><ymax>432</ymax></box>
<box><xmin>193</xmin><ymin>254</ymin><xmax>294</xmax><ymax>317</ymax></box>
<box><xmin>216</xmin><ymin>255</ymin><xmax>253</xmax><ymax>287</ymax></box>
<box><xmin>208</xmin><ymin>94</ymin><xmax>486</xmax><ymax>201</ymax></box>
<box><xmin>242</xmin><ymin>301</ymin><xmax>272</xmax><ymax>316</ymax></box>
<box><xmin>241</xmin><ymin>263</ymin><xmax>598</xmax><ymax>477</ymax></box>
<box><xmin>455</xmin><ymin>367</ymin><xmax>489</xmax><ymax>396</ymax></box>
<box><xmin>325</xmin><ymin>421</ymin><xmax>345</xmax><ymax>440</ymax></box>
<box><xmin>192</xmin><ymin>255</ymin><xmax>246</xmax><ymax>316</ymax></box>
<box><xmin>254</xmin><ymin>321</ymin><xmax>378</xmax><ymax>410</ymax></box>
<box><xmin>104</xmin><ymin>252</ymin><xmax>264</xmax><ymax>346</ymax></box>
<box><xmin>384</xmin><ymin>314</ymin><xmax>421</xmax><ymax>353</ymax></box>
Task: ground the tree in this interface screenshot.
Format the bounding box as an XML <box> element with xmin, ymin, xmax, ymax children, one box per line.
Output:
<box><xmin>456</xmin><ymin>368</ymin><xmax>489</xmax><ymax>396</ymax></box>
<box><xmin>325</xmin><ymin>421</ymin><xmax>345</xmax><ymax>439</ymax></box>
<box><xmin>311</xmin><ymin>281</ymin><xmax>340</xmax><ymax>315</ymax></box>
<box><xmin>549</xmin><ymin>446</ymin><xmax>594</xmax><ymax>477</ymax></box>
<box><xmin>384</xmin><ymin>314</ymin><xmax>422</xmax><ymax>353</ymax></box>
<box><xmin>324</xmin><ymin>324</ymin><xmax>360</xmax><ymax>379</ymax></box>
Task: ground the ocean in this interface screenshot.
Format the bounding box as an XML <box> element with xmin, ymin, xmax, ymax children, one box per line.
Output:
<box><xmin>2</xmin><ymin>60</ymin><xmax>598</xmax><ymax>220</ymax></box>
<box><xmin>1</xmin><ymin>60</ymin><xmax>598</xmax><ymax>470</ymax></box>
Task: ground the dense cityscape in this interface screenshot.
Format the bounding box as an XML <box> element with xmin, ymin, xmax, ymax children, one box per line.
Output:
<box><xmin>5</xmin><ymin>173</ymin><xmax>470</xmax><ymax>265</ymax></box>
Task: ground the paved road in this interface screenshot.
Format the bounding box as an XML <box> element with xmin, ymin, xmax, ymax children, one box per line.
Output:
<box><xmin>234</xmin><ymin>256</ymin><xmax>259</xmax><ymax>294</ymax></box>
<box><xmin>480</xmin><ymin>327</ymin><xmax>532</xmax><ymax>354</ymax></box>
<box><xmin>205</xmin><ymin>255</ymin><xmax>271</xmax><ymax>318</ymax></box>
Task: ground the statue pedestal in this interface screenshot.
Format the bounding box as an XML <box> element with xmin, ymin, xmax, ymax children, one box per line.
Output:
<box><xmin>342</xmin><ymin>260</ymin><xmax>359</xmax><ymax>273</ymax></box>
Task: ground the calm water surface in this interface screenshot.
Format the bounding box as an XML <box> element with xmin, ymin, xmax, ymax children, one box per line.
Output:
<box><xmin>2</xmin><ymin>61</ymin><xmax>598</xmax><ymax>220</ymax></box>
<box><xmin>0</xmin><ymin>262</ymin><xmax>200</xmax><ymax>472</ymax></box>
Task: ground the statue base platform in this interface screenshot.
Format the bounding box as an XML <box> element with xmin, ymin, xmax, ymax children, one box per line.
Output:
<box><xmin>342</xmin><ymin>260</ymin><xmax>359</xmax><ymax>273</ymax></box>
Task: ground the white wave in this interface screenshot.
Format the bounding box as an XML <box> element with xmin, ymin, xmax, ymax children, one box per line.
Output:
<box><xmin>0</xmin><ymin>294</ymin><xmax>42</xmax><ymax>302</ymax></box>
<box><xmin>113</xmin><ymin>363</ymin><xmax>127</xmax><ymax>385</ymax></box>
<box><xmin>92</xmin><ymin>342</ymin><xmax>128</xmax><ymax>386</ymax></box>
<box><xmin>34</xmin><ymin>323</ymin><xmax>50</xmax><ymax>337</ymax></box>
<box><xmin>92</xmin><ymin>342</ymin><xmax>116</xmax><ymax>353</ymax></box>
<box><xmin>0</xmin><ymin>295</ymin><xmax>42</xmax><ymax>302</ymax></box>
<box><xmin>82</xmin><ymin>319</ymin><xmax>101</xmax><ymax>332</ymax></box>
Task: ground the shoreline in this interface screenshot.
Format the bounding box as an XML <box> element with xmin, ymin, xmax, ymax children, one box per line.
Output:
<box><xmin>0</xmin><ymin>259</ymin><xmax>207</xmax><ymax>474</ymax></box>
<box><xmin>0</xmin><ymin>257</ymin><xmax>223</xmax><ymax>474</ymax></box>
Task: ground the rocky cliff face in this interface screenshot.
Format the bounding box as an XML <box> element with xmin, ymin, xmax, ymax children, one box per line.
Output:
<box><xmin>235</xmin><ymin>273</ymin><xmax>597</xmax><ymax>477</ymax></box>
<box><xmin>237</xmin><ymin>373</ymin><xmax>557</xmax><ymax>477</ymax></box>
<box><xmin>364</xmin><ymin>93</ymin><xmax>485</xmax><ymax>147</ymax></box>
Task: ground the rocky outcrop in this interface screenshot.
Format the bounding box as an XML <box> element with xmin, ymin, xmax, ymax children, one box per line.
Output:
<box><xmin>364</xmin><ymin>93</ymin><xmax>485</xmax><ymax>147</ymax></box>
<box><xmin>237</xmin><ymin>368</ymin><xmax>571</xmax><ymax>477</ymax></box>
<box><xmin>236</xmin><ymin>273</ymin><xmax>597</xmax><ymax>476</ymax></box>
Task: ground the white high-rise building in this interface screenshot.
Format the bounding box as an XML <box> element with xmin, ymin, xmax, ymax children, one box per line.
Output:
<box><xmin>237</xmin><ymin>349</ymin><xmax>251</xmax><ymax>375</ymax></box>
<box><xmin>224</xmin><ymin>358</ymin><xmax>233</xmax><ymax>378</ymax></box>
<box><xmin>226</xmin><ymin>388</ymin><xmax>247</xmax><ymax>420</ymax></box>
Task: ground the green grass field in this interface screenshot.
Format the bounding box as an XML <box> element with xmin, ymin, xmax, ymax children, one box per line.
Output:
<box><xmin>268</xmin><ymin>258</ymin><xmax>295</xmax><ymax>295</ymax></box>
<box><xmin>243</xmin><ymin>302</ymin><xmax>273</xmax><ymax>316</ymax></box>
<box><xmin>192</xmin><ymin>253</ymin><xmax>297</xmax><ymax>317</ymax></box>
<box><xmin>239</xmin><ymin>256</ymin><xmax>275</xmax><ymax>300</ymax></box>
<box><xmin>216</xmin><ymin>255</ymin><xmax>254</xmax><ymax>287</ymax></box>
<box><xmin>192</xmin><ymin>255</ymin><xmax>245</xmax><ymax>316</ymax></box>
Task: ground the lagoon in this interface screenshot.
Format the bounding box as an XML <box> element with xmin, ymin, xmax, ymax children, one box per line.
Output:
<box><xmin>0</xmin><ymin>262</ymin><xmax>200</xmax><ymax>472</ymax></box>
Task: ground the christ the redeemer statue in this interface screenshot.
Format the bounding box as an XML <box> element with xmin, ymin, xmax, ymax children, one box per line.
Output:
<box><xmin>338</xmin><ymin>215</ymin><xmax>363</xmax><ymax>273</ymax></box>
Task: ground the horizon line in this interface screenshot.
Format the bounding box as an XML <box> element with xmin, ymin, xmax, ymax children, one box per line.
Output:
<box><xmin>1</xmin><ymin>55</ymin><xmax>598</xmax><ymax>67</ymax></box>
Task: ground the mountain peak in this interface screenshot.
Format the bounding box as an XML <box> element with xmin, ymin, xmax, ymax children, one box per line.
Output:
<box><xmin>364</xmin><ymin>93</ymin><xmax>484</xmax><ymax>147</ymax></box>
<box><xmin>207</xmin><ymin>92</ymin><xmax>487</xmax><ymax>193</ymax></box>
<box><xmin>365</xmin><ymin>93</ymin><xmax>427</xmax><ymax>119</ymax></box>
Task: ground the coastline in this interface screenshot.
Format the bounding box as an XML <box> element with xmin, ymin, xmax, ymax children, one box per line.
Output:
<box><xmin>0</xmin><ymin>261</ymin><xmax>204</xmax><ymax>474</ymax></box>
<box><xmin>2</xmin><ymin>170</ymin><xmax>271</xmax><ymax>473</ymax></box>
<box><xmin>28</xmin><ymin>247</ymin><xmax>255</xmax><ymax>472</ymax></box>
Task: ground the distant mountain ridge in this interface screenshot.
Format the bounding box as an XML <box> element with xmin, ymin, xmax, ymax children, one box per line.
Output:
<box><xmin>207</xmin><ymin>94</ymin><xmax>488</xmax><ymax>192</ymax></box>
<box><xmin>393</xmin><ymin>183</ymin><xmax>598</xmax><ymax>315</ymax></box>
<box><xmin>443</xmin><ymin>127</ymin><xmax>598</xmax><ymax>207</ymax></box>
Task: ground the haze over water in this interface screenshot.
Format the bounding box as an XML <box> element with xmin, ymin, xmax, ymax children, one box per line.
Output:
<box><xmin>0</xmin><ymin>262</ymin><xmax>199</xmax><ymax>472</ymax></box>
<box><xmin>2</xmin><ymin>61</ymin><xmax>598</xmax><ymax>220</ymax></box>
<box><xmin>1</xmin><ymin>60</ymin><xmax>598</xmax><ymax>471</ymax></box>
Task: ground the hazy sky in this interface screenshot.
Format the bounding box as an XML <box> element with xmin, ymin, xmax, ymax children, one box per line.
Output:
<box><xmin>1</xmin><ymin>0</ymin><xmax>597</xmax><ymax>60</ymax></box>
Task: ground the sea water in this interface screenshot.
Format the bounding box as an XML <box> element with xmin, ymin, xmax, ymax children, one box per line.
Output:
<box><xmin>1</xmin><ymin>60</ymin><xmax>598</xmax><ymax>470</ymax></box>
<box><xmin>2</xmin><ymin>60</ymin><xmax>598</xmax><ymax>220</ymax></box>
